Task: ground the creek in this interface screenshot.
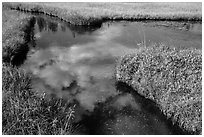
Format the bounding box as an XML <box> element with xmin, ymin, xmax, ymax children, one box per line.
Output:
<box><xmin>21</xmin><ymin>15</ymin><xmax>201</xmax><ymax>135</ymax></box>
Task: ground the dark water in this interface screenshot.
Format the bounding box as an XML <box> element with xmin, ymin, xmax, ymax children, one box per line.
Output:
<box><xmin>22</xmin><ymin>16</ymin><xmax>201</xmax><ymax>135</ymax></box>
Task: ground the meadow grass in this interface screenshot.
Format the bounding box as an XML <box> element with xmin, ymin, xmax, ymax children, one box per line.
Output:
<box><xmin>3</xmin><ymin>2</ymin><xmax>202</xmax><ymax>26</ymax></box>
<box><xmin>2</xmin><ymin>63</ymin><xmax>76</xmax><ymax>135</ymax></box>
<box><xmin>116</xmin><ymin>44</ymin><xmax>202</xmax><ymax>135</ymax></box>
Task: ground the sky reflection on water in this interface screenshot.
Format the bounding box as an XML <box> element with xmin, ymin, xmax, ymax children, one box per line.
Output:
<box><xmin>22</xmin><ymin>16</ymin><xmax>201</xmax><ymax>134</ymax></box>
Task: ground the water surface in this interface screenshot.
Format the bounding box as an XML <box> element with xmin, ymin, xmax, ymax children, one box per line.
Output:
<box><xmin>22</xmin><ymin>16</ymin><xmax>201</xmax><ymax>135</ymax></box>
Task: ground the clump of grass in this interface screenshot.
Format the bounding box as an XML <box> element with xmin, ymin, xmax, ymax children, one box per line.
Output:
<box><xmin>3</xmin><ymin>2</ymin><xmax>202</xmax><ymax>26</ymax></box>
<box><xmin>116</xmin><ymin>44</ymin><xmax>202</xmax><ymax>134</ymax></box>
<box><xmin>2</xmin><ymin>63</ymin><xmax>76</xmax><ymax>135</ymax></box>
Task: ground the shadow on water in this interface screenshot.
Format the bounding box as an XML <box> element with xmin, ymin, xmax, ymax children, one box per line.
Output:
<box><xmin>11</xmin><ymin>17</ymin><xmax>36</xmax><ymax>66</ymax></box>
<box><xmin>11</xmin><ymin>44</ymin><xmax>30</xmax><ymax>66</ymax></box>
<box><xmin>115</xmin><ymin>82</ymin><xmax>194</xmax><ymax>135</ymax></box>
<box><xmin>35</xmin><ymin>16</ymin><xmax>102</xmax><ymax>35</ymax></box>
<box><xmin>76</xmin><ymin>82</ymin><xmax>192</xmax><ymax>135</ymax></box>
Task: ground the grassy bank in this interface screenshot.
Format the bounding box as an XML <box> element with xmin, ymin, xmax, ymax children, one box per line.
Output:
<box><xmin>3</xmin><ymin>2</ymin><xmax>202</xmax><ymax>26</ymax></box>
<box><xmin>116</xmin><ymin>44</ymin><xmax>202</xmax><ymax>134</ymax></box>
<box><xmin>2</xmin><ymin>63</ymin><xmax>76</xmax><ymax>135</ymax></box>
<box><xmin>2</xmin><ymin>8</ymin><xmax>35</xmax><ymax>65</ymax></box>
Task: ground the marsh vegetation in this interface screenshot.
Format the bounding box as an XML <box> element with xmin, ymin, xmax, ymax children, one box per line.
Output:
<box><xmin>3</xmin><ymin>2</ymin><xmax>202</xmax><ymax>25</ymax></box>
<box><xmin>2</xmin><ymin>2</ymin><xmax>202</xmax><ymax>135</ymax></box>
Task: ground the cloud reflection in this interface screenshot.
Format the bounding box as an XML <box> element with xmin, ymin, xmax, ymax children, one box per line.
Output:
<box><xmin>22</xmin><ymin>18</ymin><xmax>197</xmax><ymax>134</ymax></box>
<box><xmin>24</xmin><ymin>23</ymin><xmax>136</xmax><ymax>112</ymax></box>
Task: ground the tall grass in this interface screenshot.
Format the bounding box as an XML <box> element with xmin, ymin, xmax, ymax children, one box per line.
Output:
<box><xmin>116</xmin><ymin>44</ymin><xmax>202</xmax><ymax>134</ymax></box>
<box><xmin>2</xmin><ymin>64</ymin><xmax>76</xmax><ymax>135</ymax></box>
